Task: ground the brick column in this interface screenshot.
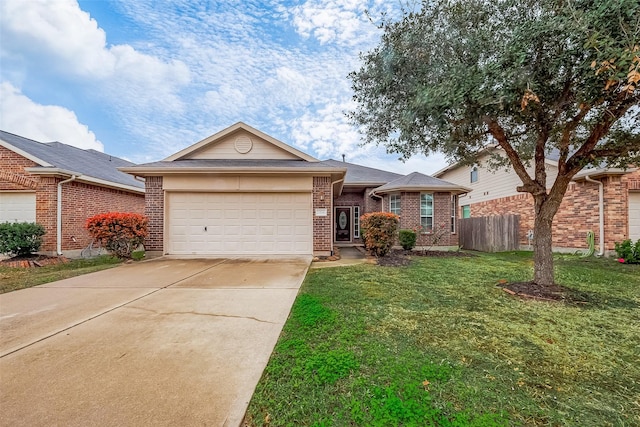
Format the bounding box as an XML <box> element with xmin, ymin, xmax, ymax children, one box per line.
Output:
<box><xmin>144</xmin><ymin>176</ymin><xmax>164</xmax><ymax>252</ymax></box>
<box><xmin>313</xmin><ymin>176</ymin><xmax>332</xmax><ymax>256</ymax></box>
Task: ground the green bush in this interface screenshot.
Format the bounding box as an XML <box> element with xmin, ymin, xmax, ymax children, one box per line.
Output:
<box><xmin>0</xmin><ymin>222</ymin><xmax>46</xmax><ymax>256</ymax></box>
<box><xmin>398</xmin><ymin>229</ymin><xmax>417</xmax><ymax>251</ymax></box>
<box><xmin>614</xmin><ymin>239</ymin><xmax>640</xmax><ymax>264</ymax></box>
<box><xmin>360</xmin><ymin>212</ymin><xmax>399</xmax><ymax>257</ymax></box>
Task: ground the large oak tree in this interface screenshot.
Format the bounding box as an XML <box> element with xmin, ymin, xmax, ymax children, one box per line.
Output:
<box><xmin>349</xmin><ymin>0</ymin><xmax>640</xmax><ymax>286</ymax></box>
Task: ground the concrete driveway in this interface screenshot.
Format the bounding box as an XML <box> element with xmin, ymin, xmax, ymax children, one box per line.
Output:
<box><xmin>0</xmin><ymin>257</ymin><xmax>310</xmax><ymax>427</ymax></box>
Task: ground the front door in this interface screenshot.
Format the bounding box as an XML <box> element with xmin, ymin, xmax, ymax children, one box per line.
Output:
<box><xmin>335</xmin><ymin>207</ymin><xmax>351</xmax><ymax>242</ymax></box>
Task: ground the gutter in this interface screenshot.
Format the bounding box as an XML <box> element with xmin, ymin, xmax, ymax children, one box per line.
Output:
<box><xmin>57</xmin><ymin>175</ymin><xmax>77</xmax><ymax>255</ymax></box>
<box><xmin>584</xmin><ymin>175</ymin><xmax>605</xmax><ymax>256</ymax></box>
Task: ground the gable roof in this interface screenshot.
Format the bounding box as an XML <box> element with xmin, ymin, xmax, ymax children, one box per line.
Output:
<box><xmin>372</xmin><ymin>172</ymin><xmax>471</xmax><ymax>195</ymax></box>
<box><xmin>165</xmin><ymin>122</ymin><xmax>318</xmax><ymax>162</ymax></box>
<box><xmin>0</xmin><ymin>130</ymin><xmax>144</xmax><ymax>193</ymax></box>
<box><xmin>321</xmin><ymin>159</ymin><xmax>402</xmax><ymax>186</ymax></box>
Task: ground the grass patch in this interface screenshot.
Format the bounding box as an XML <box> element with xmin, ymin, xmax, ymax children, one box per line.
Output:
<box><xmin>245</xmin><ymin>252</ymin><xmax>640</xmax><ymax>426</ymax></box>
<box><xmin>0</xmin><ymin>255</ymin><xmax>122</xmax><ymax>293</ymax></box>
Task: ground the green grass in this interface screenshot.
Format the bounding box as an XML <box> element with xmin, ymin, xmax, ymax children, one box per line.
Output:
<box><xmin>0</xmin><ymin>255</ymin><xmax>122</xmax><ymax>293</ymax></box>
<box><xmin>245</xmin><ymin>252</ymin><xmax>640</xmax><ymax>426</ymax></box>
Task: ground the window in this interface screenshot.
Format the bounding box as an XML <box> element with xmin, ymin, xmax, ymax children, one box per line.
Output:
<box><xmin>420</xmin><ymin>193</ymin><xmax>433</xmax><ymax>231</ymax></box>
<box><xmin>390</xmin><ymin>194</ymin><xmax>401</xmax><ymax>216</ymax></box>
<box><xmin>451</xmin><ymin>195</ymin><xmax>457</xmax><ymax>233</ymax></box>
<box><xmin>462</xmin><ymin>205</ymin><xmax>471</xmax><ymax>218</ymax></box>
<box><xmin>354</xmin><ymin>206</ymin><xmax>360</xmax><ymax>238</ymax></box>
<box><xmin>470</xmin><ymin>165</ymin><xmax>478</xmax><ymax>183</ymax></box>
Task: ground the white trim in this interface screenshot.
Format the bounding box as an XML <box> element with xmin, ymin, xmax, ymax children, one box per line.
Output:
<box><xmin>24</xmin><ymin>167</ymin><xmax>144</xmax><ymax>194</ymax></box>
<box><xmin>420</xmin><ymin>193</ymin><xmax>434</xmax><ymax>231</ymax></box>
<box><xmin>354</xmin><ymin>206</ymin><xmax>360</xmax><ymax>238</ymax></box>
<box><xmin>164</xmin><ymin>122</ymin><xmax>318</xmax><ymax>162</ymax></box>
<box><xmin>0</xmin><ymin>139</ymin><xmax>52</xmax><ymax>167</ymax></box>
<box><xmin>389</xmin><ymin>194</ymin><xmax>401</xmax><ymax>216</ymax></box>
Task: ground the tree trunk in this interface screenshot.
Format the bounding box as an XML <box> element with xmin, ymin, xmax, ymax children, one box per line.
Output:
<box><xmin>532</xmin><ymin>210</ymin><xmax>555</xmax><ymax>286</ymax></box>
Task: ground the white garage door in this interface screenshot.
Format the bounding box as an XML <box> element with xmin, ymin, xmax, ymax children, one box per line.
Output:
<box><xmin>629</xmin><ymin>192</ymin><xmax>640</xmax><ymax>241</ymax></box>
<box><xmin>0</xmin><ymin>192</ymin><xmax>36</xmax><ymax>223</ymax></box>
<box><xmin>167</xmin><ymin>192</ymin><xmax>312</xmax><ymax>255</ymax></box>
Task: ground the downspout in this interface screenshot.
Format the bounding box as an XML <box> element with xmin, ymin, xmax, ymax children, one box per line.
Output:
<box><xmin>57</xmin><ymin>175</ymin><xmax>77</xmax><ymax>255</ymax></box>
<box><xmin>584</xmin><ymin>175</ymin><xmax>605</xmax><ymax>256</ymax></box>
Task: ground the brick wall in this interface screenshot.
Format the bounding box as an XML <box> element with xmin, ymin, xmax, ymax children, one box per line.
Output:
<box><xmin>60</xmin><ymin>181</ymin><xmax>145</xmax><ymax>251</ymax></box>
<box><xmin>1</xmin><ymin>146</ymin><xmax>145</xmax><ymax>253</ymax></box>
<box><xmin>313</xmin><ymin>176</ymin><xmax>332</xmax><ymax>255</ymax></box>
<box><xmin>382</xmin><ymin>191</ymin><xmax>458</xmax><ymax>247</ymax></box>
<box><xmin>0</xmin><ymin>146</ymin><xmax>39</xmax><ymax>190</ymax></box>
<box><xmin>144</xmin><ymin>176</ymin><xmax>164</xmax><ymax>252</ymax></box>
<box><xmin>467</xmin><ymin>172</ymin><xmax>640</xmax><ymax>250</ymax></box>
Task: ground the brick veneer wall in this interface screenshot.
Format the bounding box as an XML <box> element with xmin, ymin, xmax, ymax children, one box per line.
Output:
<box><xmin>1</xmin><ymin>146</ymin><xmax>145</xmax><ymax>253</ymax></box>
<box><xmin>144</xmin><ymin>176</ymin><xmax>164</xmax><ymax>252</ymax></box>
<box><xmin>468</xmin><ymin>170</ymin><xmax>640</xmax><ymax>250</ymax></box>
<box><xmin>313</xmin><ymin>176</ymin><xmax>332</xmax><ymax>255</ymax></box>
<box><xmin>383</xmin><ymin>191</ymin><xmax>459</xmax><ymax>247</ymax></box>
<box><xmin>0</xmin><ymin>146</ymin><xmax>39</xmax><ymax>190</ymax></box>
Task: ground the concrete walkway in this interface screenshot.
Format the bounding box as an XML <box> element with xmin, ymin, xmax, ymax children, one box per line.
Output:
<box><xmin>0</xmin><ymin>257</ymin><xmax>310</xmax><ymax>427</ymax></box>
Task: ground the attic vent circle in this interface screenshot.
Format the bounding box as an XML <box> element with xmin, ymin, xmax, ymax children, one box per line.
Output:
<box><xmin>234</xmin><ymin>136</ymin><xmax>253</xmax><ymax>154</ymax></box>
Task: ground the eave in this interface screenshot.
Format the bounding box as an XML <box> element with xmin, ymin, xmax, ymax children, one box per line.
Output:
<box><xmin>25</xmin><ymin>167</ymin><xmax>145</xmax><ymax>194</ymax></box>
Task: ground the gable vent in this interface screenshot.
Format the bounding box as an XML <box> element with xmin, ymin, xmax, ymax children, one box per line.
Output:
<box><xmin>234</xmin><ymin>136</ymin><xmax>253</xmax><ymax>154</ymax></box>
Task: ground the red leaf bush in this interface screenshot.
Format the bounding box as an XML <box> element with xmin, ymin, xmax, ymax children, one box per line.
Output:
<box><xmin>360</xmin><ymin>212</ymin><xmax>399</xmax><ymax>257</ymax></box>
<box><xmin>86</xmin><ymin>212</ymin><xmax>149</xmax><ymax>258</ymax></box>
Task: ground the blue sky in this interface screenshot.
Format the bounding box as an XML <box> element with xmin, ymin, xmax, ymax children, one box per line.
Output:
<box><xmin>0</xmin><ymin>0</ymin><xmax>448</xmax><ymax>174</ymax></box>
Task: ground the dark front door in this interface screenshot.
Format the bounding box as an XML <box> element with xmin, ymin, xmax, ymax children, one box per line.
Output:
<box><xmin>335</xmin><ymin>207</ymin><xmax>351</xmax><ymax>242</ymax></box>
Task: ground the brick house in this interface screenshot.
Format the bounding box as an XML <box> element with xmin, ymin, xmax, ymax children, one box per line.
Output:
<box><xmin>434</xmin><ymin>150</ymin><xmax>640</xmax><ymax>253</ymax></box>
<box><xmin>0</xmin><ymin>131</ymin><xmax>145</xmax><ymax>256</ymax></box>
<box><xmin>121</xmin><ymin>122</ymin><xmax>469</xmax><ymax>257</ymax></box>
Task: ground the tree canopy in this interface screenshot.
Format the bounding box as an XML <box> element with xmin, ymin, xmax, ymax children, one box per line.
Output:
<box><xmin>349</xmin><ymin>0</ymin><xmax>639</xmax><ymax>285</ymax></box>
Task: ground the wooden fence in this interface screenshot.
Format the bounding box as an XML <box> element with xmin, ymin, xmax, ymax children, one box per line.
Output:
<box><xmin>458</xmin><ymin>214</ymin><xmax>520</xmax><ymax>252</ymax></box>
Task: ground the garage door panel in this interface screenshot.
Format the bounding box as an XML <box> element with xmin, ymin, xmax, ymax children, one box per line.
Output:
<box><xmin>168</xmin><ymin>192</ymin><xmax>312</xmax><ymax>255</ymax></box>
<box><xmin>0</xmin><ymin>192</ymin><xmax>36</xmax><ymax>223</ymax></box>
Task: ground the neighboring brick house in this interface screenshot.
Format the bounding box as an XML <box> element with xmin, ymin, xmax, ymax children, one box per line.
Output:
<box><xmin>434</xmin><ymin>150</ymin><xmax>640</xmax><ymax>253</ymax></box>
<box><xmin>121</xmin><ymin>122</ymin><xmax>469</xmax><ymax>257</ymax></box>
<box><xmin>0</xmin><ymin>131</ymin><xmax>145</xmax><ymax>256</ymax></box>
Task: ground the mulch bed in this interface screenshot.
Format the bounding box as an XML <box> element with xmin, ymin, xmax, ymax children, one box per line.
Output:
<box><xmin>377</xmin><ymin>249</ymin><xmax>476</xmax><ymax>267</ymax></box>
<box><xmin>499</xmin><ymin>281</ymin><xmax>578</xmax><ymax>302</ymax></box>
<box><xmin>0</xmin><ymin>255</ymin><xmax>69</xmax><ymax>268</ymax></box>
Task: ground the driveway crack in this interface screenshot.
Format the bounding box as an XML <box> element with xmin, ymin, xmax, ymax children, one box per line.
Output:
<box><xmin>128</xmin><ymin>306</ymin><xmax>276</xmax><ymax>323</ymax></box>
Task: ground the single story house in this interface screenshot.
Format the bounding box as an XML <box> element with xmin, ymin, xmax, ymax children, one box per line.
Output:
<box><xmin>0</xmin><ymin>130</ymin><xmax>145</xmax><ymax>256</ymax></box>
<box><xmin>121</xmin><ymin>122</ymin><xmax>470</xmax><ymax>257</ymax></box>
<box><xmin>434</xmin><ymin>149</ymin><xmax>640</xmax><ymax>253</ymax></box>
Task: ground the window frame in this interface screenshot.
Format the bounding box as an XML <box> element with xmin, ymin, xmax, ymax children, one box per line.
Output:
<box><xmin>451</xmin><ymin>194</ymin><xmax>457</xmax><ymax>233</ymax></box>
<box><xmin>420</xmin><ymin>193</ymin><xmax>434</xmax><ymax>232</ymax></box>
<box><xmin>389</xmin><ymin>194</ymin><xmax>401</xmax><ymax>216</ymax></box>
<box><xmin>354</xmin><ymin>206</ymin><xmax>360</xmax><ymax>238</ymax></box>
<box><xmin>470</xmin><ymin>165</ymin><xmax>478</xmax><ymax>183</ymax></box>
<box><xmin>462</xmin><ymin>205</ymin><xmax>471</xmax><ymax>218</ymax></box>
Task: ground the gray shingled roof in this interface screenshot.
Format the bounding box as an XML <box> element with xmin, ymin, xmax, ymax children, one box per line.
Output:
<box><xmin>126</xmin><ymin>159</ymin><xmax>344</xmax><ymax>170</ymax></box>
<box><xmin>320</xmin><ymin>159</ymin><xmax>402</xmax><ymax>185</ymax></box>
<box><xmin>0</xmin><ymin>130</ymin><xmax>143</xmax><ymax>189</ymax></box>
<box><xmin>373</xmin><ymin>172</ymin><xmax>471</xmax><ymax>194</ymax></box>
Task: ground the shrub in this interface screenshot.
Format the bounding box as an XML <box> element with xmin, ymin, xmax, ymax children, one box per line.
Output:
<box><xmin>360</xmin><ymin>212</ymin><xmax>399</xmax><ymax>257</ymax></box>
<box><xmin>398</xmin><ymin>229</ymin><xmax>417</xmax><ymax>251</ymax></box>
<box><xmin>614</xmin><ymin>239</ymin><xmax>640</xmax><ymax>264</ymax></box>
<box><xmin>0</xmin><ymin>222</ymin><xmax>46</xmax><ymax>256</ymax></box>
<box><xmin>86</xmin><ymin>212</ymin><xmax>149</xmax><ymax>259</ymax></box>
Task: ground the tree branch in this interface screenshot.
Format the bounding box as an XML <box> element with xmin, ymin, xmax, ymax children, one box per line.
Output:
<box><xmin>484</xmin><ymin>117</ymin><xmax>544</xmax><ymax>195</ymax></box>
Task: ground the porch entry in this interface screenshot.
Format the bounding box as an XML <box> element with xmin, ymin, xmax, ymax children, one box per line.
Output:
<box><xmin>335</xmin><ymin>207</ymin><xmax>351</xmax><ymax>242</ymax></box>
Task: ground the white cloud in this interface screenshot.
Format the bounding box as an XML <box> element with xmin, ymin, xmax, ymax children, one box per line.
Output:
<box><xmin>0</xmin><ymin>0</ymin><xmax>190</xmax><ymax>109</ymax></box>
<box><xmin>0</xmin><ymin>82</ymin><xmax>104</xmax><ymax>151</ymax></box>
<box><xmin>288</xmin><ymin>0</ymin><xmax>396</xmax><ymax>46</ymax></box>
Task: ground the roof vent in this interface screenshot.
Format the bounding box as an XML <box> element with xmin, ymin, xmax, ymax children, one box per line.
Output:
<box><xmin>234</xmin><ymin>135</ymin><xmax>253</xmax><ymax>154</ymax></box>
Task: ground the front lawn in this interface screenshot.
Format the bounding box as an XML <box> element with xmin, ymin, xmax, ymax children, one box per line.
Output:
<box><xmin>245</xmin><ymin>252</ymin><xmax>640</xmax><ymax>426</ymax></box>
<box><xmin>0</xmin><ymin>255</ymin><xmax>122</xmax><ymax>294</ymax></box>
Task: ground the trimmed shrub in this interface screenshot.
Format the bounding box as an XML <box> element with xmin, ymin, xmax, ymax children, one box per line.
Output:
<box><xmin>0</xmin><ymin>222</ymin><xmax>46</xmax><ymax>256</ymax></box>
<box><xmin>360</xmin><ymin>212</ymin><xmax>399</xmax><ymax>257</ymax></box>
<box><xmin>398</xmin><ymin>229</ymin><xmax>417</xmax><ymax>251</ymax></box>
<box><xmin>614</xmin><ymin>239</ymin><xmax>640</xmax><ymax>264</ymax></box>
<box><xmin>86</xmin><ymin>212</ymin><xmax>149</xmax><ymax>259</ymax></box>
